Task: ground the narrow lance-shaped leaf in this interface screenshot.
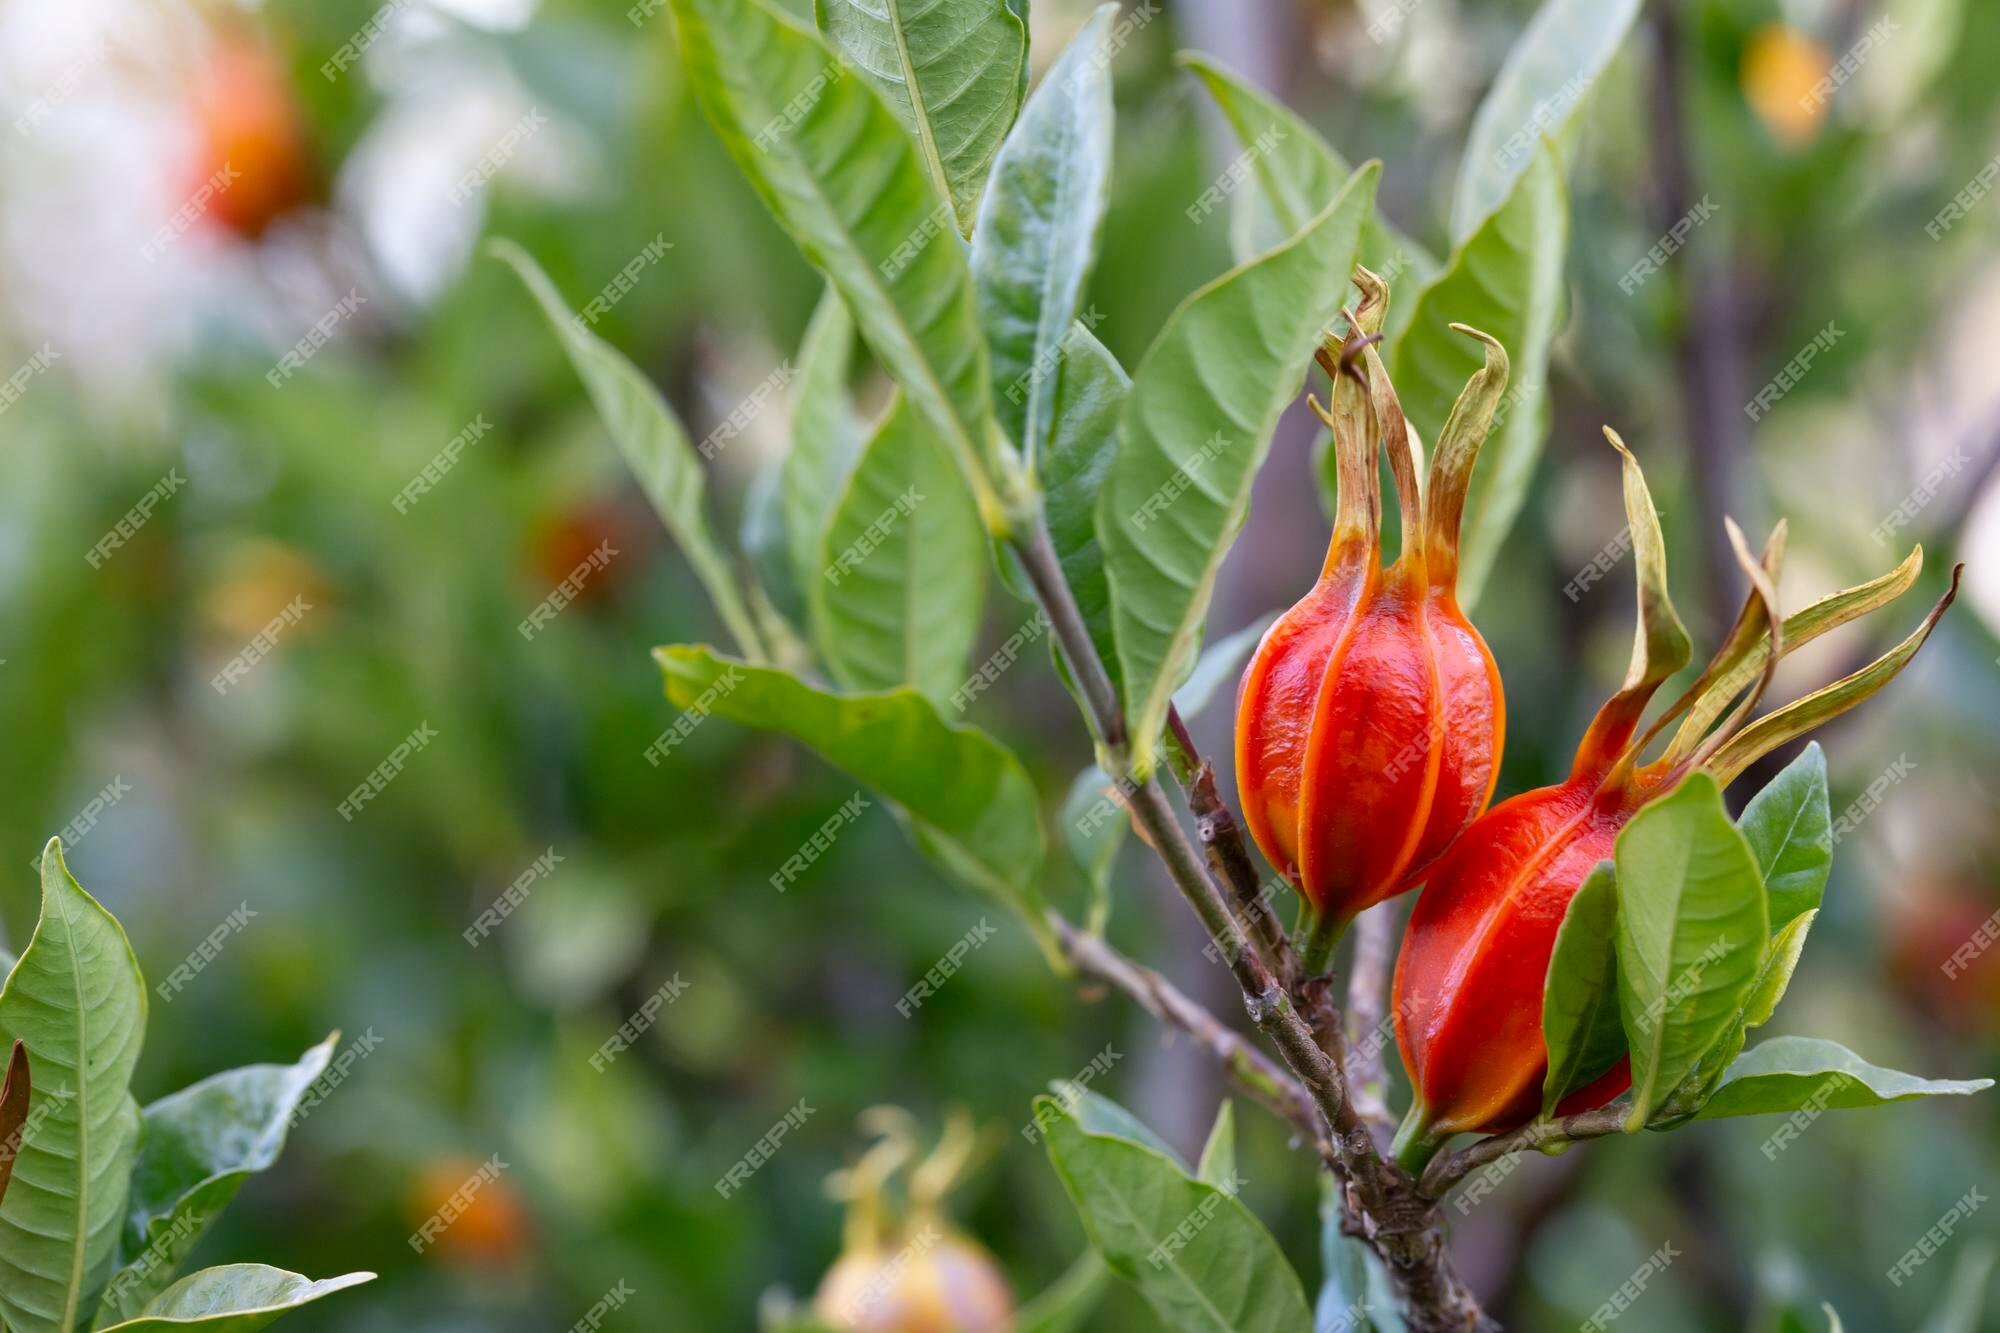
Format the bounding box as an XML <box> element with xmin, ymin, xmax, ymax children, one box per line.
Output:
<box><xmin>655</xmin><ymin>646</ymin><xmax>1052</xmax><ymax>958</ymax></box>
<box><xmin>1541</xmin><ymin>861</ymin><xmax>1625</xmax><ymax>1117</ymax></box>
<box><xmin>1664</xmin><ymin>546</ymin><xmax>1923</xmax><ymax>765</ymax></box>
<box><xmin>1100</xmin><ymin>163</ymin><xmax>1381</xmax><ymax>774</ymax></box>
<box><xmin>971</xmin><ymin>5</ymin><xmax>1116</xmax><ymax>468</ymax></box>
<box><xmin>1037</xmin><ymin>1094</ymin><xmax>1314</xmax><ymax>1333</ymax></box>
<box><xmin>810</xmin><ymin>393</ymin><xmax>987</xmax><ymax>707</ymax></box>
<box><xmin>1390</xmin><ymin>142</ymin><xmax>1567</xmax><ymax>607</ymax></box>
<box><xmin>0</xmin><ymin>841</ymin><xmax>147</xmax><ymax>1333</ymax></box>
<box><xmin>1450</xmin><ymin>0</ymin><xmax>1641</xmax><ymax>239</ymax></box>
<box><xmin>1614</xmin><ymin>773</ymin><xmax>1768</xmax><ymax>1129</ymax></box>
<box><xmin>1692</xmin><ymin>1035</ymin><xmax>1991</xmax><ymax>1121</ymax></box>
<box><xmin>94</xmin><ymin>1037</ymin><xmax>340</xmax><ymax>1326</ymax></box>
<box><xmin>816</xmin><ymin>0</ymin><xmax>1028</xmax><ymax>231</ymax></box>
<box><xmin>1176</xmin><ymin>52</ymin><xmax>1437</xmax><ymax>330</ymax></box>
<box><xmin>784</xmin><ymin>286</ymin><xmax>864</xmax><ymax>599</ymax></box>
<box><xmin>490</xmin><ymin>241</ymin><xmax>768</xmax><ymax>662</ymax></box>
<box><xmin>95</xmin><ymin>1264</ymin><xmax>374</xmax><ymax>1333</ymax></box>
<box><xmin>1735</xmin><ymin>744</ymin><xmax>1832</xmax><ymax>931</ymax></box>
<box><xmin>669</xmin><ymin>0</ymin><xmax>1017</xmax><ymax>531</ymax></box>
<box><xmin>1706</xmin><ymin>568</ymin><xmax>1961</xmax><ymax>787</ymax></box>
<box><xmin>0</xmin><ymin>1040</ymin><xmax>28</xmax><ymax>1210</ymax></box>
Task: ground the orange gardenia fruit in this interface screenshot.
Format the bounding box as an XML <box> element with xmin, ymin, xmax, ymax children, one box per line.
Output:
<box><xmin>1236</xmin><ymin>267</ymin><xmax>1507</xmax><ymax>962</ymax></box>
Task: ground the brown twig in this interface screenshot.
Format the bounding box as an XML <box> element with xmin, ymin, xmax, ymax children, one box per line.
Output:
<box><xmin>1050</xmin><ymin>911</ymin><xmax>1329</xmax><ymax>1160</ymax></box>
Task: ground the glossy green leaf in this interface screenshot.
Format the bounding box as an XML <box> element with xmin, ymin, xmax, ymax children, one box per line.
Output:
<box><xmin>1038</xmin><ymin>1094</ymin><xmax>1313</xmax><ymax>1333</ymax></box>
<box><xmin>1196</xmin><ymin>1100</ymin><xmax>1235</xmax><ymax>1187</ymax></box>
<box><xmin>94</xmin><ymin>1038</ymin><xmax>338</xmax><ymax>1326</ymax></box>
<box><xmin>784</xmin><ymin>286</ymin><xmax>865</xmax><ymax>600</ymax></box>
<box><xmin>1391</xmin><ymin>142</ymin><xmax>1566</xmax><ymax>608</ymax></box>
<box><xmin>1614</xmin><ymin>773</ymin><xmax>1768</xmax><ymax>1129</ymax></box>
<box><xmin>0</xmin><ymin>1040</ymin><xmax>28</xmax><ymax>1210</ymax></box>
<box><xmin>1450</xmin><ymin>0</ymin><xmax>1640</xmax><ymax>238</ymax></box>
<box><xmin>1683</xmin><ymin>908</ymin><xmax>1820</xmax><ymax>1104</ymax></box>
<box><xmin>1176</xmin><ymin>53</ymin><xmax>1435</xmax><ymax>334</ymax></box>
<box><xmin>1736</xmin><ymin>744</ymin><xmax>1832</xmax><ymax>932</ymax></box>
<box><xmin>810</xmin><ymin>394</ymin><xmax>986</xmax><ymax>706</ymax></box>
<box><xmin>1018</xmin><ymin>1252</ymin><xmax>1111</xmax><ymax>1333</ymax></box>
<box><xmin>490</xmin><ymin>241</ymin><xmax>767</xmax><ymax>662</ymax></box>
<box><xmin>1041</xmin><ymin>325</ymin><xmax>1130</xmax><ymax>690</ymax></box>
<box><xmin>816</xmin><ymin>0</ymin><xmax>1028</xmax><ymax>230</ymax></box>
<box><xmin>655</xmin><ymin>647</ymin><xmax>1049</xmax><ymax>951</ymax></box>
<box><xmin>971</xmin><ymin>5</ymin><xmax>1115</xmax><ymax>467</ymax></box>
<box><xmin>96</xmin><ymin>1265</ymin><xmax>373</xmax><ymax>1332</ymax></box>
<box><xmin>0</xmin><ymin>841</ymin><xmax>147</xmax><ymax>1333</ymax></box>
<box><xmin>1541</xmin><ymin>861</ymin><xmax>1625</xmax><ymax>1117</ymax></box>
<box><xmin>1692</xmin><ymin>1036</ymin><xmax>1991</xmax><ymax>1121</ymax></box>
<box><xmin>1100</xmin><ymin>163</ymin><xmax>1380</xmax><ymax>774</ymax></box>
<box><xmin>670</xmin><ymin>0</ymin><xmax>1013</xmax><ymax>530</ymax></box>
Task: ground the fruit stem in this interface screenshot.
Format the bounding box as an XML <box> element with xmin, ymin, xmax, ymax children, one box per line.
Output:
<box><xmin>1390</xmin><ymin>1103</ymin><xmax>1445</xmax><ymax>1178</ymax></box>
<box><xmin>1298</xmin><ymin>906</ymin><xmax>1348</xmax><ymax>976</ymax></box>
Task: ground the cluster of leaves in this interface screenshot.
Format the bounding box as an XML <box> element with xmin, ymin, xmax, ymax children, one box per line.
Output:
<box><xmin>0</xmin><ymin>842</ymin><xmax>371</xmax><ymax>1333</ymax></box>
<box><xmin>491</xmin><ymin>0</ymin><xmax>1990</xmax><ymax>1325</ymax></box>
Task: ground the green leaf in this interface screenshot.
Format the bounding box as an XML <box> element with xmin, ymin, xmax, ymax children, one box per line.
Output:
<box><xmin>0</xmin><ymin>841</ymin><xmax>148</xmax><ymax>1333</ymax></box>
<box><xmin>784</xmin><ymin>286</ymin><xmax>865</xmax><ymax>600</ymax></box>
<box><xmin>1541</xmin><ymin>861</ymin><xmax>1625</xmax><ymax>1117</ymax></box>
<box><xmin>809</xmin><ymin>394</ymin><xmax>986</xmax><ymax>706</ymax></box>
<box><xmin>1450</xmin><ymin>0</ymin><xmax>1640</xmax><ymax>239</ymax></box>
<box><xmin>0</xmin><ymin>1040</ymin><xmax>28</xmax><ymax>1210</ymax></box>
<box><xmin>1692</xmin><ymin>1036</ymin><xmax>1992</xmax><ymax>1121</ymax></box>
<box><xmin>1176</xmin><ymin>52</ymin><xmax>1435</xmax><ymax>333</ymax></box>
<box><xmin>1099</xmin><ymin>163</ymin><xmax>1380</xmax><ymax>774</ymax></box>
<box><xmin>95</xmin><ymin>1265</ymin><xmax>373</xmax><ymax>1332</ymax></box>
<box><xmin>669</xmin><ymin>0</ymin><xmax>1014</xmax><ymax>530</ymax></box>
<box><xmin>1173</xmin><ymin>612</ymin><xmax>1277</xmax><ymax>722</ymax></box>
<box><xmin>971</xmin><ymin>5</ymin><xmax>1115</xmax><ymax>467</ymax></box>
<box><xmin>1741</xmin><ymin>909</ymin><xmax>1816</xmax><ymax>1032</ymax></box>
<box><xmin>93</xmin><ymin>1039</ymin><xmax>338</xmax><ymax>1326</ymax></box>
<box><xmin>1196</xmin><ymin>1101</ymin><xmax>1235</xmax><ymax>1187</ymax></box>
<box><xmin>1017</xmin><ymin>1252</ymin><xmax>1111</xmax><ymax>1333</ymax></box>
<box><xmin>1736</xmin><ymin>743</ymin><xmax>1832</xmax><ymax>932</ymax></box>
<box><xmin>1614</xmin><ymin>773</ymin><xmax>1768</xmax><ymax>1129</ymax></box>
<box><xmin>1061</xmin><ymin>766</ymin><xmax>1125</xmax><ymax>934</ymax></box>
<box><xmin>489</xmin><ymin>240</ymin><xmax>767</xmax><ymax>662</ymax></box>
<box><xmin>1041</xmin><ymin>325</ymin><xmax>1130</xmax><ymax>690</ymax></box>
<box><xmin>1038</xmin><ymin>1094</ymin><xmax>1314</xmax><ymax>1333</ymax></box>
<box><xmin>1049</xmin><ymin>1083</ymin><xmax>1183</xmax><ymax>1166</ymax></box>
<box><xmin>816</xmin><ymin>0</ymin><xmax>1028</xmax><ymax>230</ymax></box>
<box><xmin>655</xmin><ymin>647</ymin><xmax>1050</xmax><ymax>953</ymax></box>
<box><xmin>1391</xmin><ymin>142</ymin><xmax>1566</xmax><ymax>608</ymax></box>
